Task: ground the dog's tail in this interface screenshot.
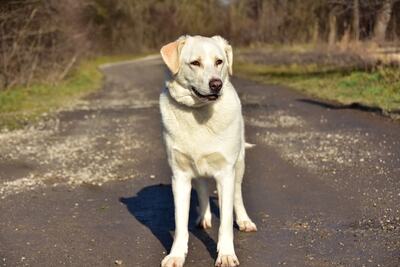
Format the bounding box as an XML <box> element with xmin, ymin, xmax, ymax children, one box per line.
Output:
<box><xmin>245</xmin><ymin>142</ymin><xmax>256</xmax><ymax>149</ymax></box>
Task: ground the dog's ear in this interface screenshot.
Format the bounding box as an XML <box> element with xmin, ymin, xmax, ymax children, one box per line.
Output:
<box><xmin>212</xmin><ymin>35</ymin><xmax>233</xmax><ymax>75</ymax></box>
<box><xmin>160</xmin><ymin>36</ymin><xmax>187</xmax><ymax>75</ymax></box>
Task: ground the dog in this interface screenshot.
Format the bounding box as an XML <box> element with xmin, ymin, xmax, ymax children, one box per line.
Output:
<box><xmin>159</xmin><ymin>35</ymin><xmax>257</xmax><ymax>267</ymax></box>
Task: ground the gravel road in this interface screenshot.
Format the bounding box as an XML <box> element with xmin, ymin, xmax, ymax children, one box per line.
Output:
<box><xmin>0</xmin><ymin>56</ymin><xmax>399</xmax><ymax>267</ymax></box>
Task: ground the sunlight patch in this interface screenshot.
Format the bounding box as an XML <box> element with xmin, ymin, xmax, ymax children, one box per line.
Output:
<box><xmin>245</xmin><ymin>111</ymin><xmax>305</xmax><ymax>129</ymax></box>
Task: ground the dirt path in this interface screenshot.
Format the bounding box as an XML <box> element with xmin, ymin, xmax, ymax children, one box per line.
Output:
<box><xmin>0</xmin><ymin>56</ymin><xmax>399</xmax><ymax>267</ymax></box>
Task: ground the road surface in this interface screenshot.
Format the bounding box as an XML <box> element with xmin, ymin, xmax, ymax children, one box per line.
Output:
<box><xmin>0</xmin><ymin>56</ymin><xmax>399</xmax><ymax>266</ymax></box>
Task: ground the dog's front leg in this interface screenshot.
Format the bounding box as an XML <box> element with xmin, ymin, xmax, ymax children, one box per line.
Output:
<box><xmin>215</xmin><ymin>168</ymin><xmax>240</xmax><ymax>267</ymax></box>
<box><xmin>161</xmin><ymin>173</ymin><xmax>192</xmax><ymax>267</ymax></box>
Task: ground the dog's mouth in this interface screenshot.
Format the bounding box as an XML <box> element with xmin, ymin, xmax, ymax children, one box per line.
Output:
<box><xmin>191</xmin><ymin>87</ymin><xmax>219</xmax><ymax>101</ymax></box>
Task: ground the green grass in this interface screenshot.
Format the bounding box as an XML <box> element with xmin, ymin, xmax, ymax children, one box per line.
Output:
<box><xmin>0</xmin><ymin>54</ymin><xmax>145</xmax><ymax>130</ymax></box>
<box><xmin>235</xmin><ymin>62</ymin><xmax>400</xmax><ymax>114</ymax></box>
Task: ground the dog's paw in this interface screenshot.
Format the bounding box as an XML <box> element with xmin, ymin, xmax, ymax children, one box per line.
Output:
<box><xmin>237</xmin><ymin>220</ymin><xmax>257</xmax><ymax>232</ymax></box>
<box><xmin>161</xmin><ymin>255</ymin><xmax>185</xmax><ymax>267</ymax></box>
<box><xmin>215</xmin><ymin>254</ymin><xmax>240</xmax><ymax>267</ymax></box>
<box><xmin>197</xmin><ymin>217</ymin><xmax>212</xmax><ymax>229</ymax></box>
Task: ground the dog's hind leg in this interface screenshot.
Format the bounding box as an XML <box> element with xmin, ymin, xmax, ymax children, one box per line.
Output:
<box><xmin>234</xmin><ymin>157</ymin><xmax>257</xmax><ymax>232</ymax></box>
<box><xmin>193</xmin><ymin>178</ymin><xmax>212</xmax><ymax>229</ymax></box>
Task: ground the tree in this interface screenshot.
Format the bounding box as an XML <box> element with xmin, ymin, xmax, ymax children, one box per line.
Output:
<box><xmin>373</xmin><ymin>0</ymin><xmax>394</xmax><ymax>43</ymax></box>
<box><xmin>352</xmin><ymin>0</ymin><xmax>360</xmax><ymax>41</ymax></box>
<box><xmin>328</xmin><ymin>6</ymin><xmax>339</xmax><ymax>46</ymax></box>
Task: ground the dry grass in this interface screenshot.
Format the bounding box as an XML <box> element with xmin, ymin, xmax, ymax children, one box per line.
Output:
<box><xmin>235</xmin><ymin>45</ymin><xmax>400</xmax><ymax>115</ymax></box>
<box><xmin>0</xmin><ymin>54</ymin><xmax>144</xmax><ymax>130</ymax></box>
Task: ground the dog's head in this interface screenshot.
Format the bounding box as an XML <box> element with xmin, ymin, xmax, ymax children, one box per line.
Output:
<box><xmin>160</xmin><ymin>35</ymin><xmax>233</xmax><ymax>107</ymax></box>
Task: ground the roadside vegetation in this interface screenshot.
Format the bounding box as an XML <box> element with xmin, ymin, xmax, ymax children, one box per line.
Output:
<box><xmin>236</xmin><ymin>59</ymin><xmax>400</xmax><ymax>115</ymax></box>
<box><xmin>235</xmin><ymin>43</ymin><xmax>400</xmax><ymax>116</ymax></box>
<box><xmin>0</xmin><ymin>55</ymin><xmax>140</xmax><ymax>130</ymax></box>
<box><xmin>2</xmin><ymin>0</ymin><xmax>399</xmax><ymax>90</ymax></box>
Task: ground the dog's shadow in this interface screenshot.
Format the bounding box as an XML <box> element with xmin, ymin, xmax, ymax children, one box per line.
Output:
<box><xmin>120</xmin><ymin>183</ymin><xmax>219</xmax><ymax>259</ymax></box>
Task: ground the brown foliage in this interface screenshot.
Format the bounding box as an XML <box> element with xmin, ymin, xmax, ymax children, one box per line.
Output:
<box><xmin>0</xmin><ymin>0</ymin><xmax>89</xmax><ymax>89</ymax></box>
<box><xmin>1</xmin><ymin>0</ymin><xmax>399</xmax><ymax>90</ymax></box>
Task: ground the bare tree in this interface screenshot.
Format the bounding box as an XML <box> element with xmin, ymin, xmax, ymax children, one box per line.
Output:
<box><xmin>373</xmin><ymin>0</ymin><xmax>394</xmax><ymax>43</ymax></box>
<box><xmin>0</xmin><ymin>0</ymin><xmax>87</xmax><ymax>89</ymax></box>
<box><xmin>352</xmin><ymin>0</ymin><xmax>360</xmax><ymax>41</ymax></box>
<box><xmin>2</xmin><ymin>0</ymin><xmax>400</xmax><ymax>90</ymax></box>
<box><xmin>328</xmin><ymin>7</ymin><xmax>339</xmax><ymax>46</ymax></box>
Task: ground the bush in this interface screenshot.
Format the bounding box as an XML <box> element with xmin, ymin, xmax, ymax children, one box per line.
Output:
<box><xmin>0</xmin><ymin>0</ymin><xmax>88</xmax><ymax>89</ymax></box>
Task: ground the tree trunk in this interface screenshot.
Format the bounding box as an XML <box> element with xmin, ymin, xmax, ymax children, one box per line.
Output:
<box><xmin>352</xmin><ymin>0</ymin><xmax>360</xmax><ymax>41</ymax></box>
<box><xmin>312</xmin><ymin>21</ymin><xmax>319</xmax><ymax>44</ymax></box>
<box><xmin>388</xmin><ymin>7</ymin><xmax>398</xmax><ymax>41</ymax></box>
<box><xmin>328</xmin><ymin>8</ymin><xmax>337</xmax><ymax>46</ymax></box>
<box><xmin>373</xmin><ymin>0</ymin><xmax>394</xmax><ymax>43</ymax></box>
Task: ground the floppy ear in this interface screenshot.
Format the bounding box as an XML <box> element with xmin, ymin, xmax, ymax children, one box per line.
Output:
<box><xmin>212</xmin><ymin>35</ymin><xmax>233</xmax><ymax>75</ymax></box>
<box><xmin>160</xmin><ymin>36</ymin><xmax>186</xmax><ymax>75</ymax></box>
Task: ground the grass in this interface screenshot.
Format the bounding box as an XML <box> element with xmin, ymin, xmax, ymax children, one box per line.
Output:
<box><xmin>0</xmin><ymin>54</ymin><xmax>145</xmax><ymax>130</ymax></box>
<box><xmin>235</xmin><ymin>62</ymin><xmax>400</xmax><ymax>114</ymax></box>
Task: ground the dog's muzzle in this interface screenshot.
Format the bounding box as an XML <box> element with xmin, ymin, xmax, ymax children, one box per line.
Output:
<box><xmin>191</xmin><ymin>86</ymin><xmax>220</xmax><ymax>101</ymax></box>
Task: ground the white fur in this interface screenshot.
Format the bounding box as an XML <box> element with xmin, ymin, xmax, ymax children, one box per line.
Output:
<box><xmin>159</xmin><ymin>35</ymin><xmax>256</xmax><ymax>267</ymax></box>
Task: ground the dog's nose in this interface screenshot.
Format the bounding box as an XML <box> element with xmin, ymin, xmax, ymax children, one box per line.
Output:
<box><xmin>209</xmin><ymin>79</ymin><xmax>223</xmax><ymax>93</ymax></box>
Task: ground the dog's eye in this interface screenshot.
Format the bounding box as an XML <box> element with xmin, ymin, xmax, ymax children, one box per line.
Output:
<box><xmin>190</xmin><ymin>60</ymin><xmax>201</xmax><ymax>67</ymax></box>
<box><xmin>215</xmin><ymin>59</ymin><xmax>223</xmax><ymax>66</ymax></box>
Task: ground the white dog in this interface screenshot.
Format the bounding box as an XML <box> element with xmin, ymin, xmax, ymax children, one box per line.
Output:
<box><xmin>159</xmin><ymin>35</ymin><xmax>257</xmax><ymax>267</ymax></box>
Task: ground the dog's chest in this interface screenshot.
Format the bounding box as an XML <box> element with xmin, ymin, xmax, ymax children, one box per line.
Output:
<box><xmin>164</xmin><ymin>110</ymin><xmax>240</xmax><ymax>175</ymax></box>
<box><xmin>160</xmin><ymin>88</ymin><xmax>242</xmax><ymax>175</ymax></box>
<box><xmin>173</xmin><ymin>148</ymin><xmax>227</xmax><ymax>176</ymax></box>
<box><xmin>168</xmin><ymin>116</ymin><xmax>235</xmax><ymax>175</ymax></box>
